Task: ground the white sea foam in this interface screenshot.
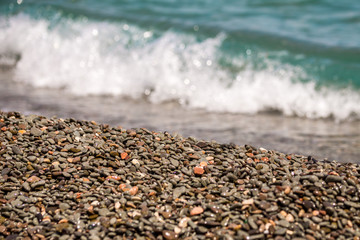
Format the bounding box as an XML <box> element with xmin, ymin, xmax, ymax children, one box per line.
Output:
<box><xmin>1</xmin><ymin>14</ymin><xmax>360</xmax><ymax>120</ymax></box>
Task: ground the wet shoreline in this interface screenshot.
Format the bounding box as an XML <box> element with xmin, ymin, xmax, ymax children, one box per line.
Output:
<box><xmin>0</xmin><ymin>70</ymin><xmax>359</xmax><ymax>163</ymax></box>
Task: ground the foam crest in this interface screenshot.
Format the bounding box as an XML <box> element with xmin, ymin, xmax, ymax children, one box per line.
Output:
<box><xmin>1</xmin><ymin>14</ymin><xmax>360</xmax><ymax>120</ymax></box>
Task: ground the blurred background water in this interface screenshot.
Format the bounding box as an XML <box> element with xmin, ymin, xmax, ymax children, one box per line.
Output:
<box><xmin>0</xmin><ymin>0</ymin><xmax>359</xmax><ymax>162</ymax></box>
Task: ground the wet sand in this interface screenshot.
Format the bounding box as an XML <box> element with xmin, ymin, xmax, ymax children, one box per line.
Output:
<box><xmin>1</xmin><ymin>69</ymin><xmax>359</xmax><ymax>163</ymax></box>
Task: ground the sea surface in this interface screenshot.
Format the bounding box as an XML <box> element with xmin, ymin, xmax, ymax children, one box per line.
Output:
<box><xmin>0</xmin><ymin>0</ymin><xmax>359</xmax><ymax>162</ymax></box>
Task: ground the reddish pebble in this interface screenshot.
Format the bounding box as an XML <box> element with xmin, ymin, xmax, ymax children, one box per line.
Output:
<box><xmin>194</xmin><ymin>166</ymin><xmax>205</xmax><ymax>175</ymax></box>
<box><xmin>190</xmin><ymin>206</ymin><xmax>204</xmax><ymax>215</ymax></box>
<box><xmin>121</xmin><ymin>152</ymin><xmax>128</xmax><ymax>159</ymax></box>
<box><xmin>129</xmin><ymin>186</ymin><xmax>139</xmax><ymax>195</ymax></box>
<box><xmin>106</xmin><ymin>176</ymin><xmax>121</xmax><ymax>181</ymax></box>
<box><xmin>118</xmin><ymin>184</ymin><xmax>127</xmax><ymax>191</ymax></box>
<box><xmin>199</xmin><ymin>161</ymin><xmax>207</xmax><ymax>167</ymax></box>
<box><xmin>284</xmin><ymin>186</ymin><xmax>291</xmax><ymax>194</ymax></box>
<box><xmin>18</xmin><ymin>130</ymin><xmax>26</xmax><ymax>134</ymax></box>
<box><xmin>27</xmin><ymin>176</ymin><xmax>40</xmax><ymax>183</ymax></box>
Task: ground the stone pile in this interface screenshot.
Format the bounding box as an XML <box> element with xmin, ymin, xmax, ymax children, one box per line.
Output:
<box><xmin>0</xmin><ymin>111</ymin><xmax>359</xmax><ymax>240</ymax></box>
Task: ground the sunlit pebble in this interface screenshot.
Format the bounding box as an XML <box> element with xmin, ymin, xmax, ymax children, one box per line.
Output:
<box><xmin>284</xmin><ymin>186</ymin><xmax>291</xmax><ymax>194</ymax></box>
<box><xmin>174</xmin><ymin>226</ymin><xmax>181</xmax><ymax>234</ymax></box>
<box><xmin>190</xmin><ymin>206</ymin><xmax>204</xmax><ymax>216</ymax></box>
<box><xmin>286</xmin><ymin>213</ymin><xmax>294</xmax><ymax>222</ymax></box>
<box><xmin>106</xmin><ymin>176</ymin><xmax>121</xmax><ymax>181</ymax></box>
<box><xmin>162</xmin><ymin>230</ymin><xmax>177</xmax><ymax>240</ymax></box>
<box><xmin>199</xmin><ymin>161</ymin><xmax>207</xmax><ymax>167</ymax></box>
<box><xmin>242</xmin><ymin>198</ymin><xmax>254</xmax><ymax>205</ymax></box>
<box><xmin>115</xmin><ymin>202</ymin><xmax>121</xmax><ymax>210</ymax></box>
<box><xmin>194</xmin><ymin>166</ymin><xmax>204</xmax><ymax>175</ymax></box>
<box><xmin>27</xmin><ymin>176</ymin><xmax>40</xmax><ymax>183</ymax></box>
<box><xmin>129</xmin><ymin>186</ymin><xmax>139</xmax><ymax>196</ymax></box>
<box><xmin>179</xmin><ymin>217</ymin><xmax>190</xmax><ymax>228</ymax></box>
<box><xmin>279</xmin><ymin>210</ymin><xmax>287</xmax><ymax>217</ymax></box>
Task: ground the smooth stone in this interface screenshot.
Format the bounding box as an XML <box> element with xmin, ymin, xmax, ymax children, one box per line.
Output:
<box><xmin>173</xmin><ymin>186</ymin><xmax>186</xmax><ymax>199</ymax></box>
<box><xmin>325</xmin><ymin>175</ymin><xmax>343</xmax><ymax>183</ymax></box>
<box><xmin>278</xmin><ymin>220</ymin><xmax>290</xmax><ymax>228</ymax></box>
<box><xmin>31</xmin><ymin>180</ymin><xmax>45</xmax><ymax>188</ymax></box>
<box><xmin>30</xmin><ymin>127</ymin><xmax>42</xmax><ymax>136</ymax></box>
<box><xmin>59</xmin><ymin>203</ymin><xmax>70</xmax><ymax>211</ymax></box>
<box><xmin>275</xmin><ymin>227</ymin><xmax>286</xmax><ymax>235</ymax></box>
<box><xmin>162</xmin><ymin>230</ymin><xmax>177</xmax><ymax>240</ymax></box>
<box><xmin>22</xmin><ymin>182</ymin><xmax>31</xmax><ymax>191</ymax></box>
<box><xmin>99</xmin><ymin>208</ymin><xmax>110</xmax><ymax>216</ymax></box>
<box><xmin>12</xmin><ymin>146</ymin><xmax>22</xmax><ymax>155</ymax></box>
<box><xmin>170</xmin><ymin>159</ymin><xmax>179</xmax><ymax>167</ymax></box>
<box><xmin>344</xmin><ymin>201</ymin><xmax>360</xmax><ymax>208</ymax></box>
<box><xmin>303</xmin><ymin>200</ymin><xmax>315</xmax><ymax>210</ymax></box>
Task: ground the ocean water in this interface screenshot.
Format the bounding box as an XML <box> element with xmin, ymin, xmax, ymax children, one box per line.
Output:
<box><xmin>0</xmin><ymin>0</ymin><xmax>360</xmax><ymax>162</ymax></box>
<box><xmin>1</xmin><ymin>0</ymin><xmax>360</xmax><ymax>120</ymax></box>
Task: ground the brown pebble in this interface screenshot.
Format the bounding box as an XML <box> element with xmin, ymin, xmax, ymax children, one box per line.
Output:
<box><xmin>190</xmin><ymin>206</ymin><xmax>204</xmax><ymax>215</ymax></box>
<box><xmin>205</xmin><ymin>194</ymin><xmax>216</xmax><ymax>200</ymax></box>
<box><xmin>242</xmin><ymin>198</ymin><xmax>254</xmax><ymax>205</ymax></box>
<box><xmin>106</xmin><ymin>176</ymin><xmax>121</xmax><ymax>181</ymax></box>
<box><xmin>194</xmin><ymin>166</ymin><xmax>205</xmax><ymax>175</ymax></box>
<box><xmin>161</xmin><ymin>212</ymin><xmax>172</xmax><ymax>219</ymax></box>
<box><xmin>121</xmin><ymin>152</ymin><xmax>128</xmax><ymax>159</ymax></box>
<box><xmin>306</xmin><ymin>234</ymin><xmax>316</xmax><ymax>240</ymax></box>
<box><xmin>336</xmin><ymin>196</ymin><xmax>346</xmax><ymax>202</ymax></box>
<box><xmin>284</xmin><ymin>186</ymin><xmax>291</xmax><ymax>194</ymax></box>
<box><xmin>286</xmin><ymin>213</ymin><xmax>294</xmax><ymax>222</ymax></box>
<box><xmin>162</xmin><ymin>230</ymin><xmax>177</xmax><ymax>240</ymax></box>
<box><xmin>27</xmin><ymin>176</ymin><xmax>41</xmax><ymax>183</ymax></box>
<box><xmin>129</xmin><ymin>186</ymin><xmax>139</xmax><ymax>195</ymax></box>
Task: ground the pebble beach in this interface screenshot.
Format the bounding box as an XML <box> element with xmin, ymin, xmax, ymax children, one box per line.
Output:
<box><xmin>0</xmin><ymin>111</ymin><xmax>359</xmax><ymax>240</ymax></box>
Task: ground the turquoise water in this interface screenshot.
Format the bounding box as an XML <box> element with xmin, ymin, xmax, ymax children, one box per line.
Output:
<box><xmin>1</xmin><ymin>0</ymin><xmax>360</xmax><ymax>120</ymax></box>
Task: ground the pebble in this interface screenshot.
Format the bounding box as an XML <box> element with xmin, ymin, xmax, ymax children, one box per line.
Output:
<box><xmin>59</xmin><ymin>203</ymin><xmax>70</xmax><ymax>211</ymax></box>
<box><xmin>173</xmin><ymin>186</ymin><xmax>186</xmax><ymax>199</ymax></box>
<box><xmin>0</xmin><ymin>112</ymin><xmax>358</xmax><ymax>240</ymax></box>
<box><xmin>162</xmin><ymin>230</ymin><xmax>177</xmax><ymax>240</ymax></box>
<box><xmin>242</xmin><ymin>198</ymin><xmax>254</xmax><ymax>205</ymax></box>
<box><xmin>98</xmin><ymin>208</ymin><xmax>110</xmax><ymax>216</ymax></box>
<box><xmin>190</xmin><ymin>206</ymin><xmax>204</xmax><ymax>215</ymax></box>
<box><xmin>325</xmin><ymin>175</ymin><xmax>343</xmax><ymax>183</ymax></box>
<box><xmin>27</xmin><ymin>176</ymin><xmax>40</xmax><ymax>183</ymax></box>
<box><xmin>30</xmin><ymin>127</ymin><xmax>42</xmax><ymax>136</ymax></box>
<box><xmin>194</xmin><ymin>166</ymin><xmax>205</xmax><ymax>175</ymax></box>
